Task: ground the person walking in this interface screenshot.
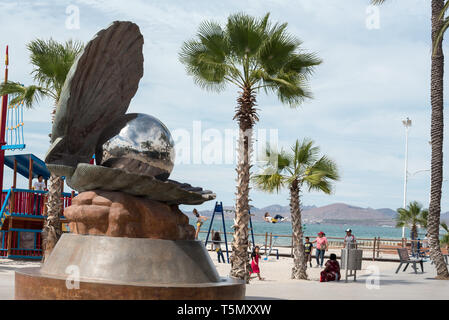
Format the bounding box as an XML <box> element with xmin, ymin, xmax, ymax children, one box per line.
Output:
<box><xmin>212</xmin><ymin>231</ymin><xmax>225</xmax><ymax>263</ymax></box>
<box><xmin>312</xmin><ymin>231</ymin><xmax>328</xmax><ymax>267</ymax></box>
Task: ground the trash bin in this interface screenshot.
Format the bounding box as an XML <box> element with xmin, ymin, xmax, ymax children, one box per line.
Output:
<box><xmin>341</xmin><ymin>249</ymin><xmax>363</xmax><ymax>270</ymax></box>
<box><xmin>341</xmin><ymin>248</ymin><xmax>363</xmax><ymax>282</ymax></box>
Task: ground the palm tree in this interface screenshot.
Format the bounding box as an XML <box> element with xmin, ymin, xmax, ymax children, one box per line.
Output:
<box><xmin>253</xmin><ymin>139</ymin><xmax>339</xmax><ymax>279</ymax></box>
<box><xmin>179</xmin><ymin>13</ymin><xmax>321</xmax><ymax>281</ymax></box>
<box><xmin>371</xmin><ymin>0</ymin><xmax>449</xmax><ymax>279</ymax></box>
<box><xmin>0</xmin><ymin>39</ymin><xmax>83</xmax><ymax>260</ymax></box>
<box><xmin>396</xmin><ymin>201</ymin><xmax>428</xmax><ymax>254</ymax></box>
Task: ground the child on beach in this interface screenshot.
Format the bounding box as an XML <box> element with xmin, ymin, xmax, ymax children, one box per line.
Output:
<box><xmin>304</xmin><ymin>237</ymin><xmax>313</xmax><ymax>267</ymax></box>
<box><xmin>320</xmin><ymin>253</ymin><xmax>341</xmax><ymax>282</ymax></box>
<box><xmin>212</xmin><ymin>232</ymin><xmax>225</xmax><ymax>263</ymax></box>
<box><xmin>264</xmin><ymin>212</ymin><xmax>286</xmax><ymax>224</ymax></box>
<box><xmin>193</xmin><ymin>208</ymin><xmax>208</xmax><ymax>239</ymax></box>
<box><xmin>250</xmin><ymin>246</ymin><xmax>264</xmax><ymax>280</ymax></box>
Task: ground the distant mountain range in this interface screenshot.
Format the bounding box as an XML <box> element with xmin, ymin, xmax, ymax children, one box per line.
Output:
<box><xmin>189</xmin><ymin>203</ymin><xmax>449</xmax><ymax>227</ymax></box>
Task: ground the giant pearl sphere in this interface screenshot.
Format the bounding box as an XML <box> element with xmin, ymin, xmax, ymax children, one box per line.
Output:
<box><xmin>96</xmin><ymin>113</ymin><xmax>175</xmax><ymax>181</ymax></box>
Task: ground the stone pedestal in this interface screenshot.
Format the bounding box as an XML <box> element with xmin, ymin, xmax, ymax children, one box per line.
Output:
<box><xmin>64</xmin><ymin>190</ymin><xmax>196</xmax><ymax>240</ymax></box>
<box><xmin>15</xmin><ymin>191</ymin><xmax>245</xmax><ymax>300</ymax></box>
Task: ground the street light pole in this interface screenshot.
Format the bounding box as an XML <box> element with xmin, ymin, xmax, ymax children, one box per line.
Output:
<box><xmin>402</xmin><ymin>117</ymin><xmax>412</xmax><ymax>238</ymax></box>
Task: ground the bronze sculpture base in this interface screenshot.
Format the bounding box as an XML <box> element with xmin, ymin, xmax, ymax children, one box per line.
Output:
<box><xmin>15</xmin><ymin>268</ymin><xmax>244</xmax><ymax>300</ymax></box>
<box><xmin>15</xmin><ymin>234</ymin><xmax>245</xmax><ymax>300</ymax></box>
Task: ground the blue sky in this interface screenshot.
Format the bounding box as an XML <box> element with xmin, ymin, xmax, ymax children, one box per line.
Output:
<box><xmin>0</xmin><ymin>0</ymin><xmax>447</xmax><ymax>212</ymax></box>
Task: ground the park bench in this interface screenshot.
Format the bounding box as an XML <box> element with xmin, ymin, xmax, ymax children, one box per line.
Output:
<box><xmin>396</xmin><ymin>248</ymin><xmax>424</xmax><ymax>274</ymax></box>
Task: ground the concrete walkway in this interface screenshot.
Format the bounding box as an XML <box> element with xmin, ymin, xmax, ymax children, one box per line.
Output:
<box><xmin>211</xmin><ymin>254</ymin><xmax>449</xmax><ymax>300</ymax></box>
<box><xmin>1</xmin><ymin>258</ymin><xmax>448</xmax><ymax>300</ymax></box>
<box><xmin>244</xmin><ymin>265</ymin><xmax>449</xmax><ymax>300</ymax></box>
<box><xmin>0</xmin><ymin>259</ymin><xmax>41</xmax><ymax>300</ymax></box>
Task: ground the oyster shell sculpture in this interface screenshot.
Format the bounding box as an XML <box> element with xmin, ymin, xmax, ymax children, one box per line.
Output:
<box><xmin>45</xmin><ymin>21</ymin><xmax>215</xmax><ymax>205</ymax></box>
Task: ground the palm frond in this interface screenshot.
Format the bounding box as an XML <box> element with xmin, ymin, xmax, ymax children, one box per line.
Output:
<box><xmin>419</xmin><ymin>209</ymin><xmax>429</xmax><ymax>229</ymax></box>
<box><xmin>27</xmin><ymin>39</ymin><xmax>84</xmax><ymax>101</ymax></box>
<box><xmin>293</xmin><ymin>138</ymin><xmax>320</xmax><ymax>170</ymax></box>
<box><xmin>255</xmin><ymin>34</ymin><xmax>321</xmax><ymax>107</ymax></box>
<box><xmin>0</xmin><ymin>81</ymin><xmax>49</xmax><ymax>108</ymax></box>
<box><xmin>310</xmin><ymin>155</ymin><xmax>340</xmax><ymax>180</ymax></box>
<box><xmin>441</xmin><ymin>222</ymin><xmax>449</xmax><ymax>246</ymax></box>
<box><xmin>440</xmin><ymin>1</ymin><xmax>449</xmax><ymax>20</ymax></box>
<box><xmin>303</xmin><ymin>155</ymin><xmax>339</xmax><ymax>194</ymax></box>
<box><xmin>179</xmin><ymin>20</ymin><xmax>241</xmax><ymax>91</ymax></box>
<box><xmin>434</xmin><ymin>16</ymin><xmax>449</xmax><ymax>55</ymax></box>
<box><xmin>395</xmin><ymin>201</ymin><xmax>427</xmax><ymax>230</ymax></box>
<box><xmin>226</xmin><ymin>12</ymin><xmax>268</xmax><ymax>58</ymax></box>
<box><xmin>254</xmin><ymin>139</ymin><xmax>339</xmax><ymax>201</ymax></box>
<box><xmin>305</xmin><ymin>178</ymin><xmax>332</xmax><ymax>194</ymax></box>
<box><xmin>441</xmin><ymin>222</ymin><xmax>449</xmax><ymax>233</ymax></box>
<box><xmin>252</xmin><ymin>171</ymin><xmax>285</xmax><ymax>193</ymax></box>
<box><xmin>180</xmin><ymin>12</ymin><xmax>320</xmax><ymax>108</ymax></box>
<box><xmin>252</xmin><ymin>144</ymin><xmax>290</xmax><ymax>193</ymax></box>
<box><xmin>257</xmin><ymin>25</ymin><xmax>299</xmax><ymax>76</ymax></box>
<box><xmin>432</xmin><ymin>1</ymin><xmax>449</xmax><ymax>55</ymax></box>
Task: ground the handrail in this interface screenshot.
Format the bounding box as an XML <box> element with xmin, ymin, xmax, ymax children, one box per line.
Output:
<box><xmin>0</xmin><ymin>189</ymin><xmax>12</xmax><ymax>230</ymax></box>
<box><xmin>10</xmin><ymin>228</ymin><xmax>42</xmax><ymax>233</ymax></box>
<box><xmin>1</xmin><ymin>188</ymin><xmax>74</xmax><ymax>219</ymax></box>
<box><xmin>197</xmin><ymin>230</ymin><xmax>428</xmax><ymax>242</ymax></box>
<box><xmin>198</xmin><ymin>230</ymin><xmax>449</xmax><ymax>260</ymax></box>
<box><xmin>3</xmin><ymin>188</ymin><xmax>74</xmax><ymax>197</ymax></box>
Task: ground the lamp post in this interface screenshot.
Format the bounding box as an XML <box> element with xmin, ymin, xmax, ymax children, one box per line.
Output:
<box><xmin>402</xmin><ymin>117</ymin><xmax>412</xmax><ymax>238</ymax></box>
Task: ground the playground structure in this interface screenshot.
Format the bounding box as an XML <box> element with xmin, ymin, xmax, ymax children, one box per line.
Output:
<box><xmin>0</xmin><ymin>154</ymin><xmax>73</xmax><ymax>259</ymax></box>
<box><xmin>263</xmin><ymin>235</ymin><xmax>279</xmax><ymax>261</ymax></box>
<box><xmin>204</xmin><ymin>201</ymin><xmax>256</xmax><ymax>264</ymax></box>
<box><xmin>0</xmin><ymin>46</ymin><xmax>73</xmax><ymax>260</ymax></box>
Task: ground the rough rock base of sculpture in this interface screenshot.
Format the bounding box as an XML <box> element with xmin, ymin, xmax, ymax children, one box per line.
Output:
<box><xmin>64</xmin><ymin>190</ymin><xmax>195</xmax><ymax>240</ymax></box>
<box><xmin>15</xmin><ymin>234</ymin><xmax>245</xmax><ymax>300</ymax></box>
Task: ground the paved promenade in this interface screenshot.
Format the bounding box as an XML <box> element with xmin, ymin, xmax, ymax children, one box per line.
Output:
<box><xmin>1</xmin><ymin>256</ymin><xmax>448</xmax><ymax>300</ymax></box>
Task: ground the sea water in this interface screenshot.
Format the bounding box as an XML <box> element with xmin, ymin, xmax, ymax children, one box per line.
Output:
<box><xmin>191</xmin><ymin>218</ymin><xmax>421</xmax><ymax>246</ymax></box>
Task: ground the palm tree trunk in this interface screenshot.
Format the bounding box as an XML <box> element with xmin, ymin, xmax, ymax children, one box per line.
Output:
<box><xmin>42</xmin><ymin>173</ymin><xmax>63</xmax><ymax>261</ymax></box>
<box><xmin>290</xmin><ymin>180</ymin><xmax>307</xmax><ymax>280</ymax></box>
<box><xmin>429</xmin><ymin>0</ymin><xmax>449</xmax><ymax>279</ymax></box>
<box><xmin>42</xmin><ymin>102</ymin><xmax>64</xmax><ymax>261</ymax></box>
<box><xmin>230</xmin><ymin>86</ymin><xmax>258</xmax><ymax>282</ymax></box>
<box><xmin>411</xmin><ymin>224</ymin><xmax>418</xmax><ymax>255</ymax></box>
